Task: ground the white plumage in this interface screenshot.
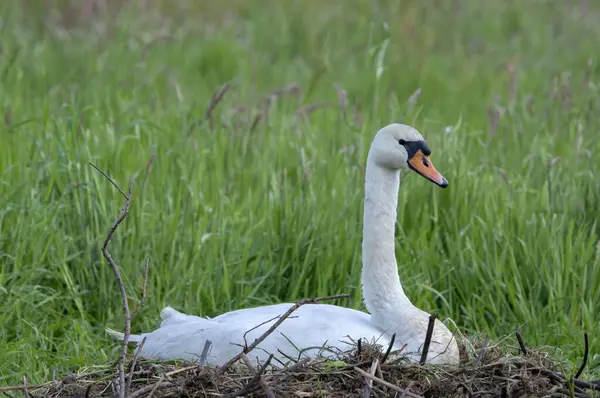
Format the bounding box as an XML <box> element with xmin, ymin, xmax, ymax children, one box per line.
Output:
<box><xmin>107</xmin><ymin>124</ymin><xmax>460</xmax><ymax>366</ymax></box>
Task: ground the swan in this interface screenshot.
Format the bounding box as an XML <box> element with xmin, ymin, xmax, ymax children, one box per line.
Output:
<box><xmin>107</xmin><ymin>123</ymin><xmax>460</xmax><ymax>366</ymax></box>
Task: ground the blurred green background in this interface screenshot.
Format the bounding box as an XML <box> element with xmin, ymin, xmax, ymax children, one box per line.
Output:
<box><xmin>1</xmin><ymin>0</ymin><xmax>599</xmax><ymax>386</ymax></box>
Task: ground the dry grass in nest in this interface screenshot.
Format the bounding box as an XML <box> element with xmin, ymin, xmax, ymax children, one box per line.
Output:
<box><xmin>11</xmin><ymin>335</ymin><xmax>599</xmax><ymax>398</ymax></box>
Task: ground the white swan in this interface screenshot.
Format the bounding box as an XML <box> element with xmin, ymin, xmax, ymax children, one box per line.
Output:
<box><xmin>107</xmin><ymin>123</ymin><xmax>460</xmax><ymax>366</ymax></box>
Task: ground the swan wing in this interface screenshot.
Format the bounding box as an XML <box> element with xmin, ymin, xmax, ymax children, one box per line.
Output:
<box><xmin>119</xmin><ymin>303</ymin><xmax>395</xmax><ymax>366</ymax></box>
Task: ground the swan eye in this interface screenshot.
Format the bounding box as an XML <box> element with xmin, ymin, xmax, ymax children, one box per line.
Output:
<box><xmin>398</xmin><ymin>139</ymin><xmax>406</xmax><ymax>145</ymax></box>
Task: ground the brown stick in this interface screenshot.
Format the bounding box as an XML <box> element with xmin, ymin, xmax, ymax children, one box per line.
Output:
<box><xmin>242</xmin><ymin>315</ymin><xmax>282</xmax><ymax>350</ymax></box>
<box><xmin>419</xmin><ymin>313</ymin><xmax>437</xmax><ymax>365</ymax></box>
<box><xmin>400</xmin><ymin>381</ymin><xmax>417</xmax><ymax>398</ymax></box>
<box><xmin>224</xmin><ymin>354</ymin><xmax>274</xmax><ymax>398</ymax></box>
<box><xmin>126</xmin><ymin>336</ymin><xmax>147</xmax><ymax>396</ymax></box>
<box><xmin>0</xmin><ymin>385</ymin><xmax>43</xmax><ymax>393</ymax></box>
<box><xmin>90</xmin><ymin>162</ymin><xmax>150</xmax><ymax>398</ymax></box>
<box><xmin>199</xmin><ymin>339</ymin><xmax>212</xmax><ymax>365</ymax></box>
<box><xmin>380</xmin><ymin>333</ymin><xmax>396</xmax><ymax>364</ymax></box>
<box><xmin>128</xmin><ymin>381</ymin><xmax>172</xmax><ymax>398</ymax></box>
<box><xmin>353</xmin><ymin>367</ymin><xmax>424</xmax><ymax>398</ymax></box>
<box><xmin>241</xmin><ymin>353</ymin><xmax>276</xmax><ymax>398</ymax></box>
<box><xmin>362</xmin><ymin>358</ymin><xmax>379</xmax><ymax>398</ymax></box>
<box><xmin>219</xmin><ymin>293</ymin><xmax>350</xmax><ymax>373</ymax></box>
<box><xmin>538</xmin><ymin>369</ymin><xmax>600</xmax><ymax>392</ymax></box>
<box><xmin>95</xmin><ymin>173</ymin><xmax>131</xmax><ymax>398</ymax></box>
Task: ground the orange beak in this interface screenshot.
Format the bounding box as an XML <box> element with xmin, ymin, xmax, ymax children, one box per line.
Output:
<box><xmin>407</xmin><ymin>150</ymin><xmax>448</xmax><ymax>188</ymax></box>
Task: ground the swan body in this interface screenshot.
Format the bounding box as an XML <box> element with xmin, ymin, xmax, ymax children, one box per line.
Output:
<box><xmin>107</xmin><ymin>124</ymin><xmax>460</xmax><ymax>366</ymax></box>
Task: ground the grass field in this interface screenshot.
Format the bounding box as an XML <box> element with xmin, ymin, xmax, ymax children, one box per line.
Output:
<box><xmin>1</xmin><ymin>0</ymin><xmax>600</xmax><ymax>388</ymax></box>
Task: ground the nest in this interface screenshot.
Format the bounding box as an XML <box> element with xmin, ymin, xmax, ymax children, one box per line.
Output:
<box><xmin>20</xmin><ymin>335</ymin><xmax>600</xmax><ymax>398</ymax></box>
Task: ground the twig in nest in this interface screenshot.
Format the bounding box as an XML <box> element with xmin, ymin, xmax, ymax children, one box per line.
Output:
<box><xmin>200</xmin><ymin>339</ymin><xmax>212</xmax><ymax>365</ymax></box>
<box><xmin>225</xmin><ymin>354</ymin><xmax>275</xmax><ymax>398</ymax></box>
<box><xmin>242</xmin><ymin>353</ymin><xmax>276</xmax><ymax>398</ymax></box>
<box><xmin>126</xmin><ymin>337</ymin><xmax>147</xmax><ymax>396</ymax></box>
<box><xmin>339</xmin><ymin>360</ymin><xmax>375</xmax><ymax>372</ymax></box>
<box><xmin>219</xmin><ymin>293</ymin><xmax>350</xmax><ymax>373</ymax></box>
<box><xmin>515</xmin><ymin>327</ymin><xmax>528</xmax><ymax>356</ymax></box>
<box><xmin>146</xmin><ymin>376</ymin><xmax>165</xmax><ymax>398</ymax></box>
<box><xmin>0</xmin><ymin>385</ymin><xmax>42</xmax><ymax>393</ymax></box>
<box><xmin>357</xmin><ymin>338</ymin><xmax>362</xmax><ymax>357</ymax></box>
<box><xmin>380</xmin><ymin>333</ymin><xmax>396</xmax><ymax>364</ymax></box>
<box><xmin>128</xmin><ymin>381</ymin><xmax>172</xmax><ymax>398</ymax></box>
<box><xmin>473</xmin><ymin>338</ymin><xmax>490</xmax><ymax>368</ymax></box>
<box><xmin>419</xmin><ymin>313</ymin><xmax>437</xmax><ymax>365</ymax></box>
<box><xmin>90</xmin><ymin>162</ymin><xmax>150</xmax><ymax>398</ymax></box>
<box><xmin>281</xmin><ymin>357</ymin><xmax>310</xmax><ymax>373</ymax></box>
<box><xmin>362</xmin><ymin>358</ymin><xmax>379</xmax><ymax>398</ymax></box>
<box><xmin>500</xmin><ymin>385</ymin><xmax>508</xmax><ymax>398</ymax></box>
<box><xmin>574</xmin><ymin>332</ymin><xmax>589</xmax><ymax>379</ymax></box>
<box><xmin>400</xmin><ymin>381</ymin><xmax>417</xmax><ymax>398</ymax></box>
<box><xmin>353</xmin><ymin>366</ymin><xmax>424</xmax><ymax>398</ymax></box>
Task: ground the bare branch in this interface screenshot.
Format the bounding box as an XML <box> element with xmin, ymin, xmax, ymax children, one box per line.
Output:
<box><xmin>242</xmin><ymin>314</ymin><xmax>281</xmax><ymax>350</ymax></box>
<box><xmin>91</xmin><ymin>163</ymin><xmax>150</xmax><ymax>398</ymax></box>
<box><xmin>200</xmin><ymin>340</ymin><xmax>212</xmax><ymax>365</ymax></box>
<box><xmin>126</xmin><ymin>337</ymin><xmax>147</xmax><ymax>396</ymax></box>
<box><xmin>362</xmin><ymin>358</ymin><xmax>379</xmax><ymax>398</ymax></box>
<box><xmin>353</xmin><ymin>366</ymin><xmax>424</xmax><ymax>398</ymax></box>
<box><xmin>128</xmin><ymin>381</ymin><xmax>172</xmax><ymax>398</ymax></box>
<box><xmin>224</xmin><ymin>354</ymin><xmax>275</xmax><ymax>398</ymax></box>
<box><xmin>100</xmin><ymin>196</ymin><xmax>131</xmax><ymax>398</ymax></box>
<box><xmin>241</xmin><ymin>353</ymin><xmax>276</xmax><ymax>398</ymax></box>
<box><xmin>0</xmin><ymin>386</ymin><xmax>42</xmax><ymax>393</ymax></box>
<box><xmin>89</xmin><ymin>162</ymin><xmax>128</xmax><ymax>200</ymax></box>
<box><xmin>219</xmin><ymin>293</ymin><xmax>350</xmax><ymax>373</ymax></box>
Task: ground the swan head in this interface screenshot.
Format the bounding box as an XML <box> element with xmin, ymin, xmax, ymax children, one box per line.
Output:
<box><xmin>369</xmin><ymin>123</ymin><xmax>448</xmax><ymax>188</ymax></box>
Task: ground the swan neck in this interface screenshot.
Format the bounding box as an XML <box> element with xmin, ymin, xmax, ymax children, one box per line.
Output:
<box><xmin>361</xmin><ymin>156</ymin><xmax>412</xmax><ymax>323</ymax></box>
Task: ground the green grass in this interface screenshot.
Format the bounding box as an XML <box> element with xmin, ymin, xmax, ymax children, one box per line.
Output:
<box><xmin>1</xmin><ymin>0</ymin><xmax>600</xmax><ymax>387</ymax></box>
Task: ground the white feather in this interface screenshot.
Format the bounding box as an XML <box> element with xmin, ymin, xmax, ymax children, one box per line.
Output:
<box><xmin>106</xmin><ymin>124</ymin><xmax>460</xmax><ymax>366</ymax></box>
